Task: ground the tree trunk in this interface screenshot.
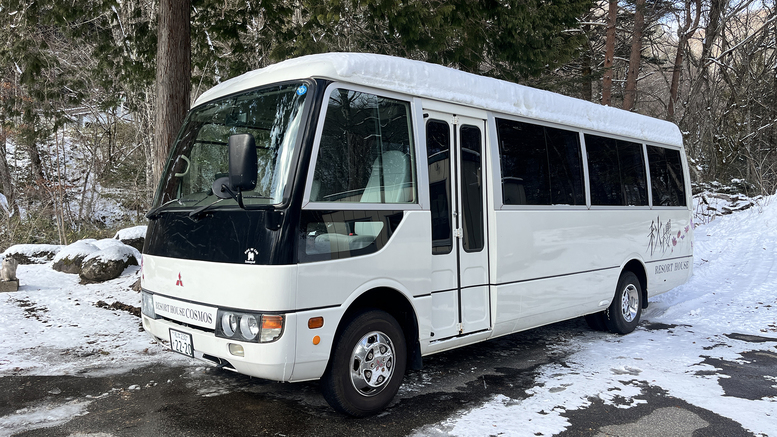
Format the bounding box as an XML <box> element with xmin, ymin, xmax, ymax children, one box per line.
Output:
<box><xmin>581</xmin><ymin>23</ymin><xmax>593</xmax><ymax>102</ymax></box>
<box><xmin>581</xmin><ymin>50</ymin><xmax>593</xmax><ymax>102</ymax></box>
<box><xmin>153</xmin><ymin>0</ymin><xmax>191</xmax><ymax>192</ymax></box>
<box><xmin>601</xmin><ymin>0</ymin><xmax>618</xmax><ymax>106</ymax></box>
<box><xmin>27</xmin><ymin>139</ymin><xmax>46</xmax><ymax>186</ymax></box>
<box><xmin>622</xmin><ymin>0</ymin><xmax>646</xmax><ymax>111</ymax></box>
<box><xmin>0</xmin><ymin>125</ymin><xmax>19</xmax><ymax>217</ymax></box>
<box><xmin>667</xmin><ymin>0</ymin><xmax>701</xmax><ymax>120</ymax></box>
<box><xmin>666</xmin><ymin>47</ymin><xmax>684</xmax><ymax>120</ymax></box>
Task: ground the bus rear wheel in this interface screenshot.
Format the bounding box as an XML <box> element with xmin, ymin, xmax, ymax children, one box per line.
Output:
<box><xmin>321</xmin><ymin>309</ymin><xmax>407</xmax><ymax>417</ymax></box>
<box><xmin>605</xmin><ymin>271</ymin><xmax>643</xmax><ymax>334</ymax></box>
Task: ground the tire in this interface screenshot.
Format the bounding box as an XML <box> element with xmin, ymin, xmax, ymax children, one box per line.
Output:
<box><xmin>320</xmin><ymin>309</ymin><xmax>407</xmax><ymax>417</ymax></box>
<box><xmin>605</xmin><ymin>271</ymin><xmax>643</xmax><ymax>334</ymax></box>
<box><xmin>584</xmin><ymin>311</ymin><xmax>608</xmax><ymax>331</ymax></box>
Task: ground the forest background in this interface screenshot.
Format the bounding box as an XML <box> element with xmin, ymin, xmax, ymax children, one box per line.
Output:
<box><xmin>0</xmin><ymin>0</ymin><xmax>775</xmax><ymax>251</ymax></box>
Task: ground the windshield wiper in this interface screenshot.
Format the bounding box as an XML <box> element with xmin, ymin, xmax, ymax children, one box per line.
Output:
<box><xmin>188</xmin><ymin>198</ymin><xmax>225</xmax><ymax>220</ymax></box>
<box><xmin>146</xmin><ymin>199</ymin><xmax>182</xmax><ymax>220</ymax></box>
<box><xmin>187</xmin><ymin>195</ymin><xmax>276</xmax><ymax>221</ymax></box>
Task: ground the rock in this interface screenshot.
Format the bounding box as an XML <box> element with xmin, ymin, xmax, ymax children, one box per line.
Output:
<box><xmin>79</xmin><ymin>244</ymin><xmax>140</xmax><ymax>283</ymax></box>
<box><xmin>52</xmin><ymin>241</ymin><xmax>100</xmax><ymax>274</ymax></box>
<box><xmin>52</xmin><ymin>258</ymin><xmax>83</xmax><ymax>274</ymax></box>
<box><xmin>2</xmin><ymin>244</ymin><xmax>62</xmax><ymax>265</ymax></box>
<box><xmin>0</xmin><ymin>279</ymin><xmax>19</xmax><ymax>292</ymax></box>
<box><xmin>114</xmin><ymin>225</ymin><xmax>147</xmax><ymax>253</ymax></box>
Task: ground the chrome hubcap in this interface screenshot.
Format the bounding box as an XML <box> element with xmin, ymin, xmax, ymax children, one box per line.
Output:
<box><xmin>621</xmin><ymin>284</ymin><xmax>639</xmax><ymax>322</ymax></box>
<box><xmin>350</xmin><ymin>331</ymin><xmax>395</xmax><ymax>397</ymax></box>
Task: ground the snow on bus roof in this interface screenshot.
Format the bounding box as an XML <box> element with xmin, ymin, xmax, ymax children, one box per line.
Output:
<box><xmin>194</xmin><ymin>53</ymin><xmax>683</xmax><ymax>147</ymax></box>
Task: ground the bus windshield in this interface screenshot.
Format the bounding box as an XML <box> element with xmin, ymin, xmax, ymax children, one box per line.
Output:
<box><xmin>153</xmin><ymin>82</ymin><xmax>309</xmax><ymax>211</ymax></box>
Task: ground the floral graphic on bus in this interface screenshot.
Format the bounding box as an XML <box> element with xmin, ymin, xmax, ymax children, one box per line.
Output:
<box><xmin>647</xmin><ymin>216</ymin><xmax>691</xmax><ymax>256</ymax></box>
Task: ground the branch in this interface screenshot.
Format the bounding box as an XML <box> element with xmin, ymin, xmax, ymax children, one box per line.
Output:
<box><xmin>706</xmin><ymin>13</ymin><xmax>777</xmax><ymax>67</ymax></box>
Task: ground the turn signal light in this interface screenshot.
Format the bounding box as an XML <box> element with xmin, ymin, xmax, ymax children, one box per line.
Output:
<box><xmin>259</xmin><ymin>315</ymin><xmax>284</xmax><ymax>343</ymax></box>
<box><xmin>308</xmin><ymin>317</ymin><xmax>324</xmax><ymax>329</ymax></box>
<box><xmin>262</xmin><ymin>315</ymin><xmax>284</xmax><ymax>330</ymax></box>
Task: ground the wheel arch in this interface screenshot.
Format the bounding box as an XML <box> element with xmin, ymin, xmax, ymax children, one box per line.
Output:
<box><xmin>622</xmin><ymin>258</ymin><xmax>648</xmax><ymax>309</ymax></box>
<box><xmin>336</xmin><ymin>287</ymin><xmax>423</xmax><ymax>371</ymax></box>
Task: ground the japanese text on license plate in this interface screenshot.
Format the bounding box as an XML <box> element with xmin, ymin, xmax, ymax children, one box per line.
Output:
<box><xmin>169</xmin><ymin>328</ymin><xmax>194</xmax><ymax>357</ymax></box>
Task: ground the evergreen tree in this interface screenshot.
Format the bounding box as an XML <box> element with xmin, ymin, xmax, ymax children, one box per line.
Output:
<box><xmin>268</xmin><ymin>0</ymin><xmax>593</xmax><ymax>83</ymax></box>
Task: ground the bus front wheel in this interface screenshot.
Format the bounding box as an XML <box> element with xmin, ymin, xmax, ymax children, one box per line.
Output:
<box><xmin>605</xmin><ymin>271</ymin><xmax>643</xmax><ymax>334</ymax></box>
<box><xmin>320</xmin><ymin>309</ymin><xmax>407</xmax><ymax>416</ymax></box>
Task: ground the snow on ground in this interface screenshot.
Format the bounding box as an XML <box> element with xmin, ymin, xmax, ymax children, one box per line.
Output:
<box><xmin>0</xmin><ymin>263</ymin><xmax>186</xmax><ymax>378</ymax></box>
<box><xmin>413</xmin><ymin>197</ymin><xmax>777</xmax><ymax>437</ymax></box>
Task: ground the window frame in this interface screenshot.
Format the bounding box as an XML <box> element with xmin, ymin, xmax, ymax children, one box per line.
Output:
<box><xmin>645</xmin><ymin>143</ymin><xmax>689</xmax><ymax>209</ymax></box>
<box><xmin>578</xmin><ymin>131</ymin><xmax>656</xmax><ymax>211</ymax></box>
<box><xmin>302</xmin><ymin>83</ymin><xmax>425</xmax><ymax>211</ymax></box>
<box><xmin>584</xmin><ymin>133</ymin><xmax>650</xmax><ymax>208</ymax></box>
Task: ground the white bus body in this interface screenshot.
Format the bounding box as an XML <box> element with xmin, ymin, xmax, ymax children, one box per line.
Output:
<box><xmin>141</xmin><ymin>53</ymin><xmax>693</xmax><ymax>416</ymax></box>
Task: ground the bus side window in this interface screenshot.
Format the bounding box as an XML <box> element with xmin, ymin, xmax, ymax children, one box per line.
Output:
<box><xmin>298</xmin><ymin>210</ymin><xmax>403</xmax><ymax>262</ymax></box>
<box><xmin>496</xmin><ymin>118</ymin><xmax>584</xmax><ymax>206</ymax></box>
<box><xmin>310</xmin><ymin>89</ymin><xmax>417</xmax><ymax>204</ymax></box>
<box><xmin>300</xmin><ymin>87</ymin><xmax>416</xmax><ymax>262</ymax></box>
<box><xmin>426</xmin><ymin>119</ymin><xmax>452</xmax><ymax>254</ymax></box>
<box><xmin>585</xmin><ymin>134</ymin><xmax>648</xmax><ymax>206</ymax></box>
<box><xmin>647</xmin><ymin>145</ymin><xmax>687</xmax><ymax>207</ymax></box>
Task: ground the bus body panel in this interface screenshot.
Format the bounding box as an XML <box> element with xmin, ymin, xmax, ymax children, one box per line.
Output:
<box><xmin>644</xmin><ymin>210</ymin><xmax>695</xmax><ymax>296</ymax></box>
<box><xmin>296</xmin><ymin>211</ymin><xmax>432</xmax><ymax>307</ymax></box>
<box><xmin>296</xmin><ymin>211</ymin><xmax>434</xmax><ymax>356</ymax></box>
<box><xmin>290</xmin><ymin>305</ymin><xmax>344</xmax><ymax>381</ymax></box>
<box><xmin>490</xmin><ymin>208</ymin><xmax>692</xmax><ymax>333</ymax></box>
<box><xmin>142</xmin><ymin>255</ymin><xmax>298</xmax><ymax>311</ymax></box>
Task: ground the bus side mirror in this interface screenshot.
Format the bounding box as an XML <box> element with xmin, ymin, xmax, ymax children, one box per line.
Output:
<box><xmin>228</xmin><ymin>134</ymin><xmax>258</xmax><ymax>191</ymax></box>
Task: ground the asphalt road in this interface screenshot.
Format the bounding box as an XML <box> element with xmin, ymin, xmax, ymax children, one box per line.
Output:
<box><xmin>1</xmin><ymin>319</ymin><xmax>756</xmax><ymax>437</ymax></box>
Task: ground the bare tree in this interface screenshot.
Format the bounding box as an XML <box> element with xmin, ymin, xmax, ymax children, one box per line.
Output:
<box><xmin>623</xmin><ymin>0</ymin><xmax>647</xmax><ymax>110</ymax></box>
<box><xmin>666</xmin><ymin>0</ymin><xmax>701</xmax><ymax>120</ymax></box>
<box><xmin>601</xmin><ymin>0</ymin><xmax>619</xmax><ymax>105</ymax></box>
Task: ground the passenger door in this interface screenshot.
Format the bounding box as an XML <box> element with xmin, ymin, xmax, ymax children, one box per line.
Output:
<box><xmin>426</xmin><ymin>111</ymin><xmax>490</xmax><ymax>340</ymax></box>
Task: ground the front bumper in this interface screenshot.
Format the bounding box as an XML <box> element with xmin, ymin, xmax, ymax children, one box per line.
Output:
<box><xmin>142</xmin><ymin>314</ymin><xmax>297</xmax><ymax>381</ymax></box>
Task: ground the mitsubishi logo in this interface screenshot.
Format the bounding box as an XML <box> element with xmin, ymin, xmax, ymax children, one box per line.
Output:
<box><xmin>176</xmin><ymin>273</ymin><xmax>183</xmax><ymax>287</ymax></box>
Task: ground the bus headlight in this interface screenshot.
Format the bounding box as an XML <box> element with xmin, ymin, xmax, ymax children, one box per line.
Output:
<box><xmin>221</xmin><ymin>313</ymin><xmax>238</xmax><ymax>337</ymax></box>
<box><xmin>216</xmin><ymin>310</ymin><xmax>284</xmax><ymax>343</ymax></box>
<box><xmin>141</xmin><ymin>291</ymin><xmax>157</xmax><ymax>319</ymax></box>
<box><xmin>239</xmin><ymin>314</ymin><xmax>260</xmax><ymax>340</ymax></box>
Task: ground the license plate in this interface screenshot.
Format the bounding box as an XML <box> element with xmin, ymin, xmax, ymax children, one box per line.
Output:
<box><xmin>169</xmin><ymin>328</ymin><xmax>194</xmax><ymax>357</ymax></box>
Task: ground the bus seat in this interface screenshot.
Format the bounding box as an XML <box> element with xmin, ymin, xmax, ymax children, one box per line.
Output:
<box><xmin>361</xmin><ymin>150</ymin><xmax>410</xmax><ymax>203</ymax></box>
<box><xmin>354</xmin><ymin>221</ymin><xmax>383</xmax><ymax>238</ymax></box>
<box><xmin>502</xmin><ymin>177</ymin><xmax>526</xmax><ymax>205</ymax></box>
<box><xmin>314</xmin><ymin>233</ymin><xmax>351</xmax><ymax>254</ymax></box>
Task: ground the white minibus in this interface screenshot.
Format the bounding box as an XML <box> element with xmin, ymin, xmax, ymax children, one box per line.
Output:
<box><xmin>140</xmin><ymin>53</ymin><xmax>693</xmax><ymax>416</ymax></box>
